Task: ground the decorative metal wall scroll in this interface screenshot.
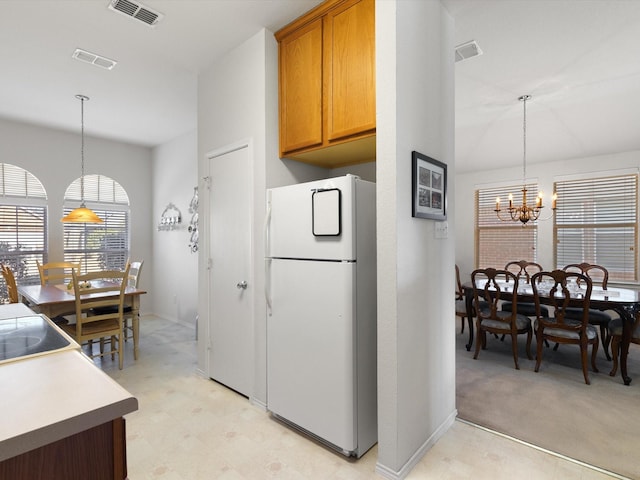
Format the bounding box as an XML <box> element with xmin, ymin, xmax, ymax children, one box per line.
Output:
<box><xmin>188</xmin><ymin>186</ymin><xmax>199</xmax><ymax>253</ymax></box>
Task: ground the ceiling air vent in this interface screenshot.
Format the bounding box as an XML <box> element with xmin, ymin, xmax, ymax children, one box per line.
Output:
<box><xmin>455</xmin><ymin>40</ymin><xmax>482</xmax><ymax>63</ymax></box>
<box><xmin>72</xmin><ymin>48</ymin><xmax>118</xmax><ymax>70</ymax></box>
<box><xmin>108</xmin><ymin>0</ymin><xmax>164</xmax><ymax>27</ymax></box>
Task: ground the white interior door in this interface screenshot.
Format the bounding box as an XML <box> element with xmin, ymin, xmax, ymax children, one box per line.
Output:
<box><xmin>208</xmin><ymin>145</ymin><xmax>252</xmax><ymax>396</ymax></box>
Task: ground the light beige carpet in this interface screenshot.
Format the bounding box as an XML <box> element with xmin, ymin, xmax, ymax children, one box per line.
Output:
<box><xmin>456</xmin><ymin>332</ymin><xmax>640</xmax><ymax>479</ymax></box>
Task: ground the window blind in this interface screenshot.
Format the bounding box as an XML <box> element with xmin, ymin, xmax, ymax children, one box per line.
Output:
<box><xmin>63</xmin><ymin>208</ymin><xmax>129</xmax><ymax>273</ymax></box>
<box><xmin>0</xmin><ymin>164</ymin><xmax>47</xmax><ymax>301</ymax></box>
<box><xmin>0</xmin><ymin>163</ymin><xmax>47</xmax><ymax>199</ymax></box>
<box><xmin>63</xmin><ymin>174</ymin><xmax>130</xmax><ymax>273</ymax></box>
<box><xmin>476</xmin><ymin>184</ymin><xmax>539</xmax><ymax>269</ymax></box>
<box><xmin>0</xmin><ymin>205</ymin><xmax>47</xmax><ymax>288</ymax></box>
<box><xmin>64</xmin><ymin>174</ymin><xmax>129</xmax><ymax>204</ymax></box>
<box><xmin>555</xmin><ymin>174</ymin><xmax>637</xmax><ymax>282</ymax></box>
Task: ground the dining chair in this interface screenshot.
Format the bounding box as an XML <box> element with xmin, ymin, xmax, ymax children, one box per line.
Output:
<box><xmin>562</xmin><ymin>262</ymin><xmax>616</xmax><ymax>360</ymax></box>
<box><xmin>36</xmin><ymin>260</ymin><xmax>82</xmax><ymax>324</ymax></box>
<box><xmin>501</xmin><ymin>260</ymin><xmax>549</xmax><ymax>317</ymax></box>
<box><xmin>60</xmin><ymin>265</ymin><xmax>130</xmax><ymax>370</ymax></box>
<box><xmin>456</xmin><ymin>264</ymin><xmax>489</xmax><ymax>335</ymax></box>
<box><xmin>531</xmin><ymin>269</ymin><xmax>599</xmax><ymax>385</ymax></box>
<box><xmin>1</xmin><ymin>264</ymin><xmax>19</xmax><ymax>304</ymax></box>
<box><xmin>92</xmin><ymin>260</ymin><xmax>144</xmax><ymax>359</ymax></box>
<box><xmin>455</xmin><ymin>264</ymin><xmax>470</xmax><ymax>333</ymax></box>
<box><xmin>36</xmin><ymin>260</ymin><xmax>81</xmax><ymax>286</ymax></box>
<box><xmin>608</xmin><ymin>315</ymin><xmax>640</xmax><ymax>377</ymax></box>
<box><xmin>471</xmin><ymin>267</ymin><xmax>533</xmax><ymax>369</ymax></box>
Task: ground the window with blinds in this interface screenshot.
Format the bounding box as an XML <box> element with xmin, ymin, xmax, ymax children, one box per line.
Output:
<box><xmin>555</xmin><ymin>174</ymin><xmax>638</xmax><ymax>283</ymax></box>
<box><xmin>63</xmin><ymin>175</ymin><xmax>130</xmax><ymax>273</ymax></box>
<box><xmin>0</xmin><ymin>164</ymin><xmax>47</xmax><ymax>301</ymax></box>
<box><xmin>476</xmin><ymin>184</ymin><xmax>539</xmax><ymax>269</ymax></box>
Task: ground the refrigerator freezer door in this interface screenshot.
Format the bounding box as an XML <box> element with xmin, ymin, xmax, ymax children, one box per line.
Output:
<box><xmin>267</xmin><ymin>258</ymin><xmax>357</xmax><ymax>452</ymax></box>
<box><xmin>268</xmin><ymin>176</ymin><xmax>356</xmax><ymax>261</ymax></box>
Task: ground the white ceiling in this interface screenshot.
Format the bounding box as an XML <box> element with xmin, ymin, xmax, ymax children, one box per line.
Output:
<box><xmin>2</xmin><ymin>1</ymin><xmax>640</xmax><ymax>174</ymax></box>
<box><xmin>0</xmin><ymin>0</ymin><xmax>322</xmax><ymax>147</ymax></box>
<box><xmin>443</xmin><ymin>0</ymin><xmax>640</xmax><ymax>173</ymax></box>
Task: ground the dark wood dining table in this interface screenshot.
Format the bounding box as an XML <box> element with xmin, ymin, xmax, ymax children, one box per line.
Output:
<box><xmin>18</xmin><ymin>282</ymin><xmax>147</xmax><ymax>360</ymax></box>
<box><xmin>462</xmin><ymin>280</ymin><xmax>640</xmax><ymax>385</ymax></box>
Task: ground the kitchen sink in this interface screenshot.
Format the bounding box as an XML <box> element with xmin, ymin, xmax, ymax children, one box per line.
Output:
<box><xmin>0</xmin><ymin>315</ymin><xmax>78</xmax><ymax>364</ymax></box>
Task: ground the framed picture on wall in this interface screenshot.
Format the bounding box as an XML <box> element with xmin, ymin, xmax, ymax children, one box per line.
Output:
<box><xmin>411</xmin><ymin>151</ymin><xmax>447</xmax><ymax>220</ymax></box>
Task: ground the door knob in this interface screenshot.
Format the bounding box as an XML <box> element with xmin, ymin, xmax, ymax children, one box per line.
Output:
<box><xmin>236</xmin><ymin>281</ymin><xmax>248</xmax><ymax>290</ymax></box>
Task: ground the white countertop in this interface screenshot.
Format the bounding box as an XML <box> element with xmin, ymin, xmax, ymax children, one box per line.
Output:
<box><xmin>0</xmin><ymin>305</ymin><xmax>138</xmax><ymax>462</ymax></box>
<box><xmin>0</xmin><ymin>302</ymin><xmax>37</xmax><ymax>319</ymax></box>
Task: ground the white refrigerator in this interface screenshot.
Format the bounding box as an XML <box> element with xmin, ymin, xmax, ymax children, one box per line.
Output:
<box><xmin>265</xmin><ymin>174</ymin><xmax>377</xmax><ymax>457</ymax></box>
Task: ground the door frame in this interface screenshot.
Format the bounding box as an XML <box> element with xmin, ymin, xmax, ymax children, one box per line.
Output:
<box><xmin>201</xmin><ymin>138</ymin><xmax>255</xmax><ymax>397</ymax></box>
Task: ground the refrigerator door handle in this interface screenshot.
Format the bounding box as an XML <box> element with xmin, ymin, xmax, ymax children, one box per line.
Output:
<box><xmin>265</xmin><ymin>257</ymin><xmax>272</xmax><ymax>314</ymax></box>
<box><xmin>264</xmin><ymin>192</ymin><xmax>273</xmax><ymax>314</ymax></box>
<box><xmin>264</xmin><ymin>190</ymin><xmax>272</xmax><ymax>257</ymax></box>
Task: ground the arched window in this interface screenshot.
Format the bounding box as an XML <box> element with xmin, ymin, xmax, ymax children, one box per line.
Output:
<box><xmin>63</xmin><ymin>174</ymin><xmax>130</xmax><ymax>272</ymax></box>
<box><xmin>0</xmin><ymin>163</ymin><xmax>47</xmax><ymax>299</ymax></box>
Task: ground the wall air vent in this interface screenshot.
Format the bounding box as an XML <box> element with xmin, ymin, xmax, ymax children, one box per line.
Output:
<box><xmin>455</xmin><ymin>40</ymin><xmax>483</xmax><ymax>63</ymax></box>
<box><xmin>72</xmin><ymin>48</ymin><xmax>118</xmax><ymax>70</ymax></box>
<box><xmin>108</xmin><ymin>0</ymin><xmax>163</xmax><ymax>27</ymax></box>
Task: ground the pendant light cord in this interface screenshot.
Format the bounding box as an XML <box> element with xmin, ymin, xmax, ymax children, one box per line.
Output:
<box><xmin>76</xmin><ymin>94</ymin><xmax>89</xmax><ymax>206</ymax></box>
<box><xmin>80</xmin><ymin>96</ymin><xmax>85</xmax><ymax>204</ymax></box>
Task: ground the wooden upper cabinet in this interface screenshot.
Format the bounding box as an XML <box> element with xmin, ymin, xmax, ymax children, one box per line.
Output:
<box><xmin>276</xmin><ymin>0</ymin><xmax>376</xmax><ymax>167</ymax></box>
<box><xmin>325</xmin><ymin>0</ymin><xmax>375</xmax><ymax>143</ymax></box>
<box><xmin>279</xmin><ymin>18</ymin><xmax>323</xmax><ymax>153</ymax></box>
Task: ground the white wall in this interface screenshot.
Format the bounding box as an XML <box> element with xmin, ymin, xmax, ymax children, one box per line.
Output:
<box><xmin>332</xmin><ymin>161</ymin><xmax>376</xmax><ymax>182</ymax></box>
<box><xmin>196</xmin><ymin>28</ymin><xmax>342</xmax><ymax>404</ymax></box>
<box><xmin>152</xmin><ymin>130</ymin><xmax>198</xmax><ymax>326</ymax></box>
<box><xmin>375</xmin><ymin>1</ymin><xmax>456</xmax><ymax>477</ymax></box>
<box><xmin>0</xmin><ymin>117</ymin><xmax>153</xmax><ymax>313</ymax></box>
<box><xmin>455</xmin><ymin>149</ymin><xmax>640</xmax><ymax>283</ymax></box>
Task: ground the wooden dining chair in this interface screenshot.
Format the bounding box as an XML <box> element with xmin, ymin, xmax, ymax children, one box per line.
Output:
<box><xmin>471</xmin><ymin>267</ymin><xmax>533</xmax><ymax>369</ymax></box>
<box><xmin>608</xmin><ymin>315</ymin><xmax>640</xmax><ymax>377</ymax></box>
<box><xmin>456</xmin><ymin>264</ymin><xmax>489</xmax><ymax>335</ymax></box>
<box><xmin>531</xmin><ymin>269</ymin><xmax>599</xmax><ymax>384</ymax></box>
<box><xmin>455</xmin><ymin>264</ymin><xmax>470</xmax><ymax>334</ymax></box>
<box><xmin>501</xmin><ymin>260</ymin><xmax>549</xmax><ymax>317</ymax></box>
<box><xmin>1</xmin><ymin>264</ymin><xmax>19</xmax><ymax>304</ymax></box>
<box><xmin>92</xmin><ymin>260</ymin><xmax>144</xmax><ymax>359</ymax></box>
<box><xmin>60</xmin><ymin>265</ymin><xmax>130</xmax><ymax>370</ymax></box>
<box><xmin>562</xmin><ymin>262</ymin><xmax>616</xmax><ymax>360</ymax></box>
<box><xmin>36</xmin><ymin>260</ymin><xmax>81</xmax><ymax>285</ymax></box>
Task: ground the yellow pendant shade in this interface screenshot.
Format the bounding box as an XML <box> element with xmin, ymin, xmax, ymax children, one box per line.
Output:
<box><xmin>61</xmin><ymin>206</ymin><xmax>103</xmax><ymax>223</ymax></box>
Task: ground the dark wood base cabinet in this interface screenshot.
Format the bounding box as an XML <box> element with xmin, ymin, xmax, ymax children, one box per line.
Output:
<box><xmin>0</xmin><ymin>418</ymin><xmax>128</xmax><ymax>480</ymax></box>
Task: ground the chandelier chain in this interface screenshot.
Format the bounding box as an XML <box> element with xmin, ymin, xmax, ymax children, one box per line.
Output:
<box><xmin>494</xmin><ymin>94</ymin><xmax>555</xmax><ymax>225</ymax></box>
<box><xmin>522</xmin><ymin>95</ymin><xmax>527</xmax><ymax>184</ymax></box>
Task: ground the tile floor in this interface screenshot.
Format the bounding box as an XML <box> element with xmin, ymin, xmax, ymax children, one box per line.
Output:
<box><xmin>97</xmin><ymin>316</ymin><xmax>623</xmax><ymax>479</ymax></box>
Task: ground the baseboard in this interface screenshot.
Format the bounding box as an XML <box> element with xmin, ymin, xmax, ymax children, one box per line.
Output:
<box><xmin>143</xmin><ymin>312</ymin><xmax>196</xmax><ymax>331</ymax></box>
<box><xmin>375</xmin><ymin>409</ymin><xmax>457</xmax><ymax>480</ymax></box>
<box><xmin>250</xmin><ymin>397</ymin><xmax>267</xmax><ymax>411</ymax></box>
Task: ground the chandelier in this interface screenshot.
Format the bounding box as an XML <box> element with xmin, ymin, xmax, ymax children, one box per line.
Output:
<box><xmin>495</xmin><ymin>94</ymin><xmax>556</xmax><ymax>225</ymax></box>
<box><xmin>61</xmin><ymin>95</ymin><xmax>103</xmax><ymax>223</ymax></box>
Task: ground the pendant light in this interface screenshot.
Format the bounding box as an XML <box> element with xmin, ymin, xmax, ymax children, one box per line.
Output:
<box><xmin>61</xmin><ymin>95</ymin><xmax>103</xmax><ymax>223</ymax></box>
<box><xmin>494</xmin><ymin>94</ymin><xmax>557</xmax><ymax>225</ymax></box>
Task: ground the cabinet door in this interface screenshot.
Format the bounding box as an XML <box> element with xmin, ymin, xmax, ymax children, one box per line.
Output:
<box><xmin>324</xmin><ymin>0</ymin><xmax>375</xmax><ymax>143</ymax></box>
<box><xmin>279</xmin><ymin>18</ymin><xmax>323</xmax><ymax>155</ymax></box>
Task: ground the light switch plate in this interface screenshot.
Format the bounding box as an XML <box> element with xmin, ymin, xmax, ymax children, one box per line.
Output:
<box><xmin>435</xmin><ymin>221</ymin><xmax>448</xmax><ymax>239</ymax></box>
